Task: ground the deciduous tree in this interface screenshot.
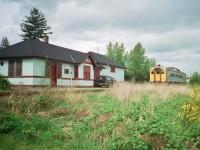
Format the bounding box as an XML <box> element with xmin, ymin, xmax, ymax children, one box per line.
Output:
<box><xmin>106</xmin><ymin>41</ymin><xmax>127</xmax><ymax>66</ymax></box>
<box><xmin>127</xmin><ymin>43</ymin><xmax>147</xmax><ymax>81</ymax></box>
<box><xmin>190</xmin><ymin>72</ymin><xmax>200</xmax><ymax>84</ymax></box>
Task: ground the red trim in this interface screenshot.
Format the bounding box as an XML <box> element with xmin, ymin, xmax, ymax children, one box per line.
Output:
<box><xmin>87</xmin><ymin>52</ymin><xmax>98</xmax><ymax>67</ymax></box>
<box><xmin>74</xmin><ymin>65</ymin><xmax>78</xmax><ymax>79</ymax></box>
<box><xmin>2</xmin><ymin>76</ymin><xmax>94</xmax><ymax>81</ymax></box>
<box><xmin>10</xmin><ymin>85</ymin><xmax>94</xmax><ymax>88</ymax></box>
<box><xmin>83</xmin><ymin>66</ymin><xmax>90</xmax><ymax>80</ymax></box>
<box><xmin>94</xmin><ymin>69</ymin><xmax>100</xmax><ymax>79</ymax></box>
<box><xmin>61</xmin><ymin>78</ymin><xmax>93</xmax><ymax>81</ymax></box>
<box><xmin>50</xmin><ymin>63</ymin><xmax>57</xmax><ymax>87</ymax></box>
<box><xmin>111</xmin><ymin>67</ymin><xmax>115</xmax><ymax>73</ymax></box>
<box><xmin>73</xmin><ymin>78</ymin><xmax>94</xmax><ymax>81</ymax></box>
<box><xmin>3</xmin><ymin>76</ymin><xmax>45</xmax><ymax>78</ymax></box>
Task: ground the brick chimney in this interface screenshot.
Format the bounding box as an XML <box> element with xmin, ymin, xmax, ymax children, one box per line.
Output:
<box><xmin>43</xmin><ymin>35</ymin><xmax>49</xmax><ymax>43</ymax></box>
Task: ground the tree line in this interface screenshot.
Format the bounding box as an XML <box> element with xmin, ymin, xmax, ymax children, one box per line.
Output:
<box><xmin>106</xmin><ymin>42</ymin><xmax>156</xmax><ymax>82</ymax></box>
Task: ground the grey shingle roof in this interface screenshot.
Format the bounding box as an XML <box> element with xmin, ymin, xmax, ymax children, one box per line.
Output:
<box><xmin>89</xmin><ymin>52</ymin><xmax>125</xmax><ymax>68</ymax></box>
<box><xmin>0</xmin><ymin>39</ymin><xmax>86</xmax><ymax>64</ymax></box>
<box><xmin>0</xmin><ymin>39</ymin><xmax>125</xmax><ymax>68</ymax></box>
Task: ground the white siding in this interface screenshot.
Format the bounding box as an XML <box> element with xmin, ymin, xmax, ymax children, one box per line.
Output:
<box><xmin>8</xmin><ymin>78</ymin><xmax>33</xmax><ymax>85</ymax></box>
<box><xmin>33</xmin><ymin>58</ymin><xmax>46</xmax><ymax>76</ymax></box>
<box><xmin>57</xmin><ymin>79</ymin><xmax>71</xmax><ymax>86</ymax></box>
<box><xmin>23</xmin><ymin>59</ymin><xmax>34</xmax><ymax>76</ymax></box>
<box><xmin>100</xmin><ymin>65</ymin><xmax>124</xmax><ymax>82</ymax></box>
<box><xmin>0</xmin><ymin>60</ymin><xmax>8</xmax><ymax>76</ymax></box>
<box><xmin>62</xmin><ymin>63</ymin><xmax>74</xmax><ymax>78</ymax></box>
<box><xmin>4</xmin><ymin>58</ymin><xmax>48</xmax><ymax>85</ymax></box>
<box><xmin>78</xmin><ymin>64</ymin><xmax>83</xmax><ymax>79</ymax></box>
<box><xmin>32</xmin><ymin>58</ymin><xmax>47</xmax><ymax>85</ymax></box>
<box><xmin>8</xmin><ymin>78</ymin><xmax>50</xmax><ymax>86</ymax></box>
<box><xmin>1</xmin><ymin>57</ymin><xmax>124</xmax><ymax>86</ymax></box>
<box><xmin>57</xmin><ymin>79</ymin><xmax>93</xmax><ymax>87</ymax></box>
<box><xmin>73</xmin><ymin>80</ymin><xmax>94</xmax><ymax>86</ymax></box>
<box><xmin>33</xmin><ymin>78</ymin><xmax>50</xmax><ymax>85</ymax></box>
<box><xmin>57</xmin><ymin>63</ymin><xmax>94</xmax><ymax>87</ymax></box>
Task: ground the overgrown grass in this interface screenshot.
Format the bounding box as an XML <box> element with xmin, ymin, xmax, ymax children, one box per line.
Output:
<box><xmin>0</xmin><ymin>83</ymin><xmax>199</xmax><ymax>149</ymax></box>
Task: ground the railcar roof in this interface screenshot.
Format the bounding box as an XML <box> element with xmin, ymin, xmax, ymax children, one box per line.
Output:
<box><xmin>151</xmin><ymin>66</ymin><xmax>186</xmax><ymax>75</ymax></box>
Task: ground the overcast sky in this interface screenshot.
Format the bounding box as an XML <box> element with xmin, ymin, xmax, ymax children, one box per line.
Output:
<box><xmin>0</xmin><ymin>0</ymin><xmax>200</xmax><ymax>76</ymax></box>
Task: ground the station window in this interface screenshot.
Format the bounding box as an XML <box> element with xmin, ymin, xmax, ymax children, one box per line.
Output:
<box><xmin>8</xmin><ymin>59</ymin><xmax>22</xmax><ymax>77</ymax></box>
<box><xmin>64</xmin><ymin>69</ymin><xmax>69</xmax><ymax>74</ymax></box>
<box><xmin>57</xmin><ymin>63</ymin><xmax>62</xmax><ymax>78</ymax></box>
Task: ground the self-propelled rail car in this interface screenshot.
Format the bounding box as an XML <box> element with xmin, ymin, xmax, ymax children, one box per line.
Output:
<box><xmin>150</xmin><ymin>65</ymin><xmax>186</xmax><ymax>83</ymax></box>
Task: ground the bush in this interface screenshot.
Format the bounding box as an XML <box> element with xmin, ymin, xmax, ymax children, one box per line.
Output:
<box><xmin>0</xmin><ymin>74</ymin><xmax>11</xmax><ymax>91</ymax></box>
<box><xmin>180</xmin><ymin>85</ymin><xmax>200</xmax><ymax>125</ymax></box>
<box><xmin>0</xmin><ymin>114</ymin><xmax>22</xmax><ymax>133</ymax></box>
<box><xmin>179</xmin><ymin>85</ymin><xmax>200</xmax><ymax>148</ymax></box>
<box><xmin>190</xmin><ymin>72</ymin><xmax>200</xmax><ymax>85</ymax></box>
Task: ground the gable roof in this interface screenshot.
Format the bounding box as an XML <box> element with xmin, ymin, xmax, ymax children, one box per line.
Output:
<box><xmin>89</xmin><ymin>52</ymin><xmax>125</xmax><ymax>68</ymax></box>
<box><xmin>0</xmin><ymin>39</ymin><xmax>87</xmax><ymax>64</ymax></box>
<box><xmin>0</xmin><ymin>39</ymin><xmax>125</xmax><ymax>69</ymax></box>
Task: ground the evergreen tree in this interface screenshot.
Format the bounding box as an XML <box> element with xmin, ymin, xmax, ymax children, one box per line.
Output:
<box><xmin>20</xmin><ymin>7</ymin><xmax>52</xmax><ymax>40</ymax></box>
<box><xmin>1</xmin><ymin>37</ymin><xmax>10</xmax><ymax>47</ymax></box>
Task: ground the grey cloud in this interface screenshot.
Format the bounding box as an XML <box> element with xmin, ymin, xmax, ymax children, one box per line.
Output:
<box><xmin>1</xmin><ymin>0</ymin><xmax>200</xmax><ymax>75</ymax></box>
<box><xmin>49</xmin><ymin>0</ymin><xmax>200</xmax><ymax>33</ymax></box>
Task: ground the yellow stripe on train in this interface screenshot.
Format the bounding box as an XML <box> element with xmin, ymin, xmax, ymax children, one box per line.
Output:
<box><xmin>149</xmin><ymin>65</ymin><xmax>186</xmax><ymax>83</ymax></box>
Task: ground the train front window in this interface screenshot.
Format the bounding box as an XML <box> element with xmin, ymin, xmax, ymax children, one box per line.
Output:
<box><xmin>156</xmin><ymin>71</ymin><xmax>160</xmax><ymax>74</ymax></box>
<box><xmin>151</xmin><ymin>71</ymin><xmax>154</xmax><ymax>74</ymax></box>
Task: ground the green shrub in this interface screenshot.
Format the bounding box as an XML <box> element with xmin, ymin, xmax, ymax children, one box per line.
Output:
<box><xmin>190</xmin><ymin>72</ymin><xmax>200</xmax><ymax>84</ymax></box>
<box><xmin>0</xmin><ymin>74</ymin><xmax>11</xmax><ymax>91</ymax></box>
<box><xmin>0</xmin><ymin>114</ymin><xmax>22</xmax><ymax>133</ymax></box>
<box><xmin>180</xmin><ymin>85</ymin><xmax>200</xmax><ymax>125</ymax></box>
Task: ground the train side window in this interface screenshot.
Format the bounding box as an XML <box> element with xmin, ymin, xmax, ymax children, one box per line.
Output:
<box><xmin>161</xmin><ymin>71</ymin><xmax>164</xmax><ymax>74</ymax></box>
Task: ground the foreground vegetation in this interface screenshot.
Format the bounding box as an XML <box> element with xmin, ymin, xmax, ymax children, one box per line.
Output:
<box><xmin>0</xmin><ymin>83</ymin><xmax>199</xmax><ymax>149</ymax></box>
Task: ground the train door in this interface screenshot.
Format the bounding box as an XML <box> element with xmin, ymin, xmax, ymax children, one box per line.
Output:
<box><xmin>161</xmin><ymin>69</ymin><xmax>167</xmax><ymax>82</ymax></box>
<box><xmin>155</xmin><ymin>70</ymin><xmax>161</xmax><ymax>82</ymax></box>
<box><xmin>150</xmin><ymin>70</ymin><xmax>155</xmax><ymax>82</ymax></box>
